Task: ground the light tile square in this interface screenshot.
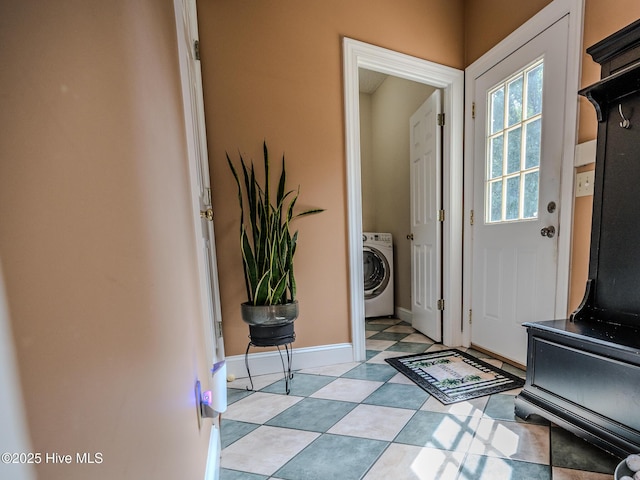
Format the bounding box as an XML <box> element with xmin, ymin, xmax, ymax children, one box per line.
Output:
<box><xmin>366</xmin><ymin>350</ymin><xmax>409</xmax><ymax>364</ymax></box>
<box><xmin>298</xmin><ymin>362</ymin><xmax>360</xmax><ymax>377</ymax></box>
<box><xmin>223</xmin><ymin>392</ymin><xmax>303</xmax><ymax>424</ymax></box>
<box><xmin>310</xmin><ymin>377</ymin><xmax>383</xmax><ymax>403</ymax></box>
<box><xmin>388</xmin><ymin>372</ymin><xmax>417</xmax><ymax>385</ymax></box>
<box><xmin>366</xmin><ymin>338</ymin><xmax>396</xmax><ymax>351</ymax></box>
<box><xmin>400</xmin><ymin>333</ymin><xmax>434</xmax><ymax>344</ymax></box>
<box><xmin>221</xmin><ymin>425</ymin><xmax>319</xmax><ymax>476</ymax></box>
<box><xmin>468</xmin><ymin>418</ymin><xmax>550</xmax><ymax>464</ymax></box>
<box><xmin>551</xmin><ymin>467</ymin><xmax>614</xmax><ymax>480</ymax></box>
<box><xmin>420</xmin><ymin>395</ymin><xmax>488</xmax><ymax>418</ymax></box>
<box><xmin>328</xmin><ymin>404</ymin><xmax>414</xmax><ymax>441</ymax></box>
<box><xmin>363</xmin><ymin>443</ymin><xmax>466</xmax><ymax>480</ymax></box>
<box><xmin>226</xmin><ymin>372</ymin><xmax>282</xmax><ymax>391</ymax></box>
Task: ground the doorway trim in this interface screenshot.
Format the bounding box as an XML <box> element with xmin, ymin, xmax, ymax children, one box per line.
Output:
<box><xmin>343</xmin><ymin>38</ymin><xmax>464</xmax><ymax>361</ymax></box>
<box><xmin>462</xmin><ymin>0</ymin><xmax>584</xmax><ymax>348</ymax></box>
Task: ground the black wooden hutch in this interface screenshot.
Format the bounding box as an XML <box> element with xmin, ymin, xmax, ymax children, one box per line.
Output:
<box><xmin>515</xmin><ymin>20</ymin><xmax>640</xmax><ymax>457</ymax></box>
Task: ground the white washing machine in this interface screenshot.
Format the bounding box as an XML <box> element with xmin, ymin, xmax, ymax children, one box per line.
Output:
<box><xmin>363</xmin><ymin>232</ymin><xmax>394</xmax><ymax>318</ymax></box>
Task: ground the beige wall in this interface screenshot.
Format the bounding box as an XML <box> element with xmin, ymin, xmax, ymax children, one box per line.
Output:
<box><xmin>0</xmin><ymin>1</ymin><xmax>212</xmax><ymax>479</ymax></box>
<box><xmin>360</xmin><ymin>91</ymin><xmax>376</xmax><ymax>232</ymax></box>
<box><xmin>198</xmin><ymin>0</ymin><xmax>465</xmax><ymax>356</ymax></box>
<box><xmin>364</xmin><ymin>77</ymin><xmax>436</xmax><ymax>311</ymax></box>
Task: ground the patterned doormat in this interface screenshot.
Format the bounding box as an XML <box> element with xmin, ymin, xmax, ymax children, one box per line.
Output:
<box><xmin>385</xmin><ymin>349</ymin><xmax>525</xmax><ymax>404</ymax></box>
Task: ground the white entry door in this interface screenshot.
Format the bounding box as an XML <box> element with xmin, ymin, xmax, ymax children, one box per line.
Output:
<box><xmin>470</xmin><ymin>16</ymin><xmax>569</xmax><ymax>365</ymax></box>
<box><xmin>410</xmin><ymin>90</ymin><xmax>442</xmax><ymax>342</ymax></box>
<box><xmin>176</xmin><ymin>0</ymin><xmax>226</xmax><ymax>398</ymax></box>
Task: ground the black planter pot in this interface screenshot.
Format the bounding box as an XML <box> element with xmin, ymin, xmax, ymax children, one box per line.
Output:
<box><xmin>248</xmin><ymin>322</ymin><xmax>295</xmax><ymax>347</ymax></box>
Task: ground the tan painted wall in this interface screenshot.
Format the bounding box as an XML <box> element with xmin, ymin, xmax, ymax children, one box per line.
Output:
<box><xmin>0</xmin><ymin>1</ymin><xmax>212</xmax><ymax>479</ymax></box>
<box><xmin>198</xmin><ymin>0</ymin><xmax>465</xmax><ymax>356</ymax></box>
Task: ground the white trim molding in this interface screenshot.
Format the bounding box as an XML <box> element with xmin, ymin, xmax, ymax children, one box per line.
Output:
<box><xmin>463</xmin><ymin>0</ymin><xmax>584</xmax><ymax>347</ymax></box>
<box><xmin>343</xmin><ymin>38</ymin><xmax>464</xmax><ymax>361</ymax></box>
<box><xmin>225</xmin><ymin>343</ymin><xmax>354</xmax><ymax>379</ymax></box>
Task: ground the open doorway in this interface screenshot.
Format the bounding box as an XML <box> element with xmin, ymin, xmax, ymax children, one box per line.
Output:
<box><xmin>358</xmin><ymin>70</ymin><xmax>442</xmax><ymax>339</ymax></box>
<box><xmin>343</xmin><ymin>38</ymin><xmax>464</xmax><ymax>362</ymax></box>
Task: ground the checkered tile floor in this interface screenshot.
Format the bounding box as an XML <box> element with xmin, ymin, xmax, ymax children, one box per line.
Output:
<box><xmin>220</xmin><ymin>318</ymin><xmax>620</xmax><ymax>479</ymax></box>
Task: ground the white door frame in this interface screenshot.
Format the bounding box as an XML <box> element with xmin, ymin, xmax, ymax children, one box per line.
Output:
<box><xmin>343</xmin><ymin>38</ymin><xmax>464</xmax><ymax>361</ymax></box>
<box><xmin>463</xmin><ymin>0</ymin><xmax>583</xmax><ymax>348</ymax></box>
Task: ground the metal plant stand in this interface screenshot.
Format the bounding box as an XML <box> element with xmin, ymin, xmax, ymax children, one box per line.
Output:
<box><xmin>244</xmin><ymin>323</ymin><xmax>295</xmax><ymax>394</ymax></box>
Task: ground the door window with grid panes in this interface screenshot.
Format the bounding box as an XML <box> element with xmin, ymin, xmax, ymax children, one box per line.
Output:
<box><xmin>486</xmin><ymin>60</ymin><xmax>544</xmax><ymax>223</ymax></box>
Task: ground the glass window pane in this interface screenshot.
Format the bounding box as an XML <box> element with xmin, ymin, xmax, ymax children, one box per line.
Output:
<box><xmin>490</xmin><ymin>88</ymin><xmax>504</xmax><ymax>134</ymax></box>
<box><xmin>490</xmin><ymin>134</ymin><xmax>504</xmax><ymax>179</ymax></box>
<box><xmin>526</xmin><ymin>64</ymin><xmax>543</xmax><ymax>118</ymax></box>
<box><xmin>506</xmin><ymin>127</ymin><xmax>522</xmax><ymax>174</ymax></box>
<box><xmin>525</xmin><ymin>118</ymin><xmax>541</xmax><ymax>169</ymax></box>
<box><xmin>490</xmin><ymin>180</ymin><xmax>503</xmax><ymax>222</ymax></box>
<box><xmin>523</xmin><ymin>171</ymin><xmax>539</xmax><ymax>218</ymax></box>
<box><xmin>506</xmin><ymin>176</ymin><xmax>520</xmax><ymax>220</ymax></box>
<box><xmin>507</xmin><ymin>76</ymin><xmax>523</xmax><ymax>127</ymax></box>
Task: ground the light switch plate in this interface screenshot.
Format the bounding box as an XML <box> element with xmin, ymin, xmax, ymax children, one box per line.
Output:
<box><xmin>576</xmin><ymin>170</ymin><xmax>595</xmax><ymax>197</ymax></box>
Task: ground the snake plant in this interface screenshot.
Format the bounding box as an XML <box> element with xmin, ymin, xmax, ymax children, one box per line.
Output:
<box><xmin>227</xmin><ymin>142</ymin><xmax>323</xmax><ymax>306</ymax></box>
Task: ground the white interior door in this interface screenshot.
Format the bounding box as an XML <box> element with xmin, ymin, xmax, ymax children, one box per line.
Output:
<box><xmin>470</xmin><ymin>16</ymin><xmax>569</xmax><ymax>365</ymax></box>
<box><xmin>176</xmin><ymin>0</ymin><xmax>226</xmax><ymax>406</ymax></box>
<box><xmin>410</xmin><ymin>90</ymin><xmax>442</xmax><ymax>342</ymax></box>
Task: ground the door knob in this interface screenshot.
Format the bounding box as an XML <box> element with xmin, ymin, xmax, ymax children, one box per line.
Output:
<box><xmin>540</xmin><ymin>225</ymin><xmax>555</xmax><ymax>238</ymax></box>
<box><xmin>200</xmin><ymin>208</ymin><xmax>214</xmax><ymax>221</ymax></box>
<box><xmin>407</xmin><ymin>234</ymin><xmax>414</xmax><ymax>240</ymax></box>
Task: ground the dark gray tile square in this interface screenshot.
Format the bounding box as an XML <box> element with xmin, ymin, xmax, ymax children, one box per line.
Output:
<box><xmin>501</xmin><ymin>362</ymin><xmax>526</xmax><ymax>379</ymax></box>
<box><xmin>387</xmin><ymin>342</ymin><xmax>431</xmax><ymax>353</ymax></box>
<box><xmin>363</xmin><ymin>382</ymin><xmax>429</xmax><ymax>410</ymax></box>
<box><xmin>221</xmin><ymin>419</ymin><xmax>260</xmax><ymax>449</ymax></box>
<box><xmin>395</xmin><ymin>410</ymin><xmax>477</xmax><ymax>451</ymax></box>
<box><xmin>366</xmin><ymin>349</ymin><xmax>379</xmax><ymax>360</ymax></box>
<box><xmin>550</xmin><ymin>426</ymin><xmax>619</xmax><ymax>474</ymax></box>
<box><xmin>459</xmin><ymin>454</ymin><xmax>551</xmax><ymax>480</ymax></box>
<box><xmin>265</xmin><ymin>397</ymin><xmax>356</xmax><ymax>432</ymax></box>
<box><xmin>274</xmin><ymin>433</ymin><xmax>388</xmax><ymax>480</ymax></box>
<box><xmin>369</xmin><ymin>331</ymin><xmax>410</xmax><ymax>341</ymax></box>
<box><xmin>220</xmin><ymin>469</ymin><xmax>268</xmax><ymax>480</ymax></box>
<box><xmin>365</xmin><ymin>323</ymin><xmax>388</xmax><ymax>331</ymax></box>
<box><xmin>341</xmin><ymin>362</ymin><xmax>397</xmax><ymax>382</ymax></box>
<box><xmin>483</xmin><ymin>394</ymin><xmax>521</xmax><ymax>423</ymax></box>
<box><xmin>260</xmin><ymin>373</ymin><xmax>335</xmax><ymax>397</ymax></box>
<box><xmin>227</xmin><ymin>388</ymin><xmax>253</xmax><ymax>405</ymax></box>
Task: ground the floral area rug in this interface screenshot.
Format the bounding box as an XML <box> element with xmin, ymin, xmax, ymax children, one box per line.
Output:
<box><xmin>385</xmin><ymin>349</ymin><xmax>525</xmax><ymax>404</ymax></box>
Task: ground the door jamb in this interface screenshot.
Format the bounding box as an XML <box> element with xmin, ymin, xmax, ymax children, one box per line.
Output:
<box><xmin>462</xmin><ymin>0</ymin><xmax>584</xmax><ymax>348</ymax></box>
<box><xmin>343</xmin><ymin>38</ymin><xmax>464</xmax><ymax>361</ymax></box>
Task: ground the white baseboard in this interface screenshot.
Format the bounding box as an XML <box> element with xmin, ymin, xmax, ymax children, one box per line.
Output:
<box><xmin>225</xmin><ymin>343</ymin><xmax>354</xmax><ymax>379</ymax></box>
<box><xmin>204</xmin><ymin>424</ymin><xmax>221</xmax><ymax>480</ymax></box>
<box><xmin>395</xmin><ymin>306</ymin><xmax>412</xmax><ymax>324</ymax></box>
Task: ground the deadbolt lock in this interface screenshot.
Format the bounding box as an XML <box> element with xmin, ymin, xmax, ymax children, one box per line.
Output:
<box><xmin>200</xmin><ymin>208</ymin><xmax>214</xmax><ymax>221</ymax></box>
<box><xmin>547</xmin><ymin>201</ymin><xmax>557</xmax><ymax>213</ymax></box>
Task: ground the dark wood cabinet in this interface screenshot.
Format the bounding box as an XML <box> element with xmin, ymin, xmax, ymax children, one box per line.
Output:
<box><xmin>514</xmin><ymin>19</ymin><xmax>640</xmax><ymax>458</ymax></box>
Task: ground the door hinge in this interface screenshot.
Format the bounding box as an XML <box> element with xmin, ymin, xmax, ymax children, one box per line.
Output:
<box><xmin>437</xmin><ymin>299</ymin><xmax>445</xmax><ymax>311</ymax></box>
<box><xmin>469</xmin><ymin>309</ymin><xmax>473</xmax><ymax>324</ymax></box>
<box><xmin>204</xmin><ymin>187</ymin><xmax>211</xmax><ymax>206</ymax></box>
<box><xmin>437</xmin><ymin>113</ymin><xmax>445</xmax><ymax>126</ymax></box>
<box><xmin>194</xmin><ymin>39</ymin><xmax>201</xmax><ymax>60</ymax></box>
<box><xmin>470</xmin><ymin>209</ymin><xmax>474</xmax><ymax>226</ymax></box>
<box><xmin>438</xmin><ymin>209</ymin><xmax>445</xmax><ymax>222</ymax></box>
<box><xmin>216</xmin><ymin>321</ymin><xmax>223</xmax><ymax>338</ymax></box>
<box><xmin>472</xmin><ymin>102</ymin><xmax>476</xmax><ymax>120</ymax></box>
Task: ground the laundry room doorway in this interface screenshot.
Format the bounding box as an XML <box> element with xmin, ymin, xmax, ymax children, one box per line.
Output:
<box><xmin>343</xmin><ymin>38</ymin><xmax>464</xmax><ymax>362</ymax></box>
